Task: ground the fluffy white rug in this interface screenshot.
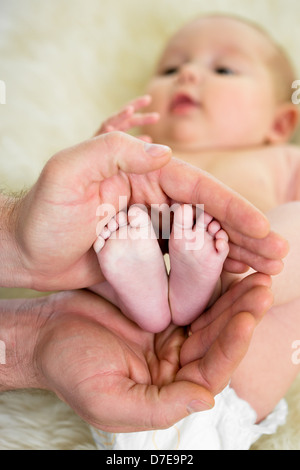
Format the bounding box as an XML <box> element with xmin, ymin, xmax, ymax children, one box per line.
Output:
<box><xmin>0</xmin><ymin>0</ymin><xmax>300</xmax><ymax>450</ymax></box>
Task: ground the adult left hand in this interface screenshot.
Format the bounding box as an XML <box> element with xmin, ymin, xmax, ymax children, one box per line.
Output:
<box><xmin>34</xmin><ymin>273</ymin><xmax>272</xmax><ymax>432</ymax></box>
<box><xmin>6</xmin><ymin>132</ymin><xmax>287</xmax><ymax>291</ymax></box>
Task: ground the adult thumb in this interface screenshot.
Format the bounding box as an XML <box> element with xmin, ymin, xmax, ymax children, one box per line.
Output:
<box><xmin>92</xmin><ymin>379</ymin><xmax>214</xmax><ymax>433</ymax></box>
<box><xmin>46</xmin><ymin>132</ymin><xmax>171</xmax><ymax>187</ymax></box>
<box><xmin>93</xmin><ymin>131</ymin><xmax>172</xmax><ymax>176</ymax></box>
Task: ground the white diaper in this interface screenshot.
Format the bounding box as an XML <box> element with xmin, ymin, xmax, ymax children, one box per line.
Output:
<box><xmin>90</xmin><ymin>386</ymin><xmax>287</xmax><ymax>451</ymax></box>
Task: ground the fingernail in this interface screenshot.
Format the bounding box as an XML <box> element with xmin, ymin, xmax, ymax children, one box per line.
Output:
<box><xmin>187</xmin><ymin>399</ymin><xmax>214</xmax><ymax>414</ymax></box>
<box><xmin>144</xmin><ymin>143</ymin><xmax>171</xmax><ymax>158</ymax></box>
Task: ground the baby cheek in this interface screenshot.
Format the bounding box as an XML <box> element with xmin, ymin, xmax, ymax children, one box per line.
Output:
<box><xmin>207</xmin><ymin>83</ymin><xmax>239</xmax><ymax>113</ymax></box>
<box><xmin>215</xmin><ymin>83</ymin><xmax>268</xmax><ymax>126</ymax></box>
<box><xmin>240</xmin><ymin>86</ymin><xmax>276</xmax><ymax>132</ymax></box>
<box><xmin>210</xmin><ymin>86</ymin><xmax>267</xmax><ymax>145</ymax></box>
<box><xmin>147</xmin><ymin>78</ymin><xmax>173</xmax><ymax>109</ymax></box>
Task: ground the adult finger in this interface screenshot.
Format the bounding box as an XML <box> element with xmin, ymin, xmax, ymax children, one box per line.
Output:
<box><xmin>158</xmin><ymin>159</ymin><xmax>269</xmax><ymax>239</ymax></box>
<box><xmin>61</xmin><ymin>132</ymin><xmax>171</xmax><ymax>177</ymax></box>
<box><xmin>176</xmin><ymin>312</ymin><xmax>257</xmax><ymax>397</ymax></box>
<box><xmin>157</xmin><ymin>158</ymin><xmax>289</xmax><ymax>271</ymax></box>
<box><xmin>90</xmin><ymin>377</ymin><xmax>214</xmax><ymax>433</ymax></box>
<box><xmin>225</xmin><ymin>231</ymin><xmax>289</xmax><ymax>274</ymax></box>
<box><xmin>180</xmin><ymin>285</ymin><xmax>273</xmax><ymax>366</ymax></box>
<box><xmin>191</xmin><ymin>272</ymin><xmax>272</xmax><ymax>332</ymax></box>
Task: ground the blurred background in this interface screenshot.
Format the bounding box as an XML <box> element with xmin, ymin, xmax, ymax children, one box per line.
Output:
<box><xmin>0</xmin><ymin>0</ymin><xmax>299</xmax><ymax>191</ymax></box>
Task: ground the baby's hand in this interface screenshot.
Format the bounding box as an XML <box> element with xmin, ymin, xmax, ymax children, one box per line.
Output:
<box><xmin>95</xmin><ymin>95</ymin><xmax>160</xmax><ymax>141</ymax></box>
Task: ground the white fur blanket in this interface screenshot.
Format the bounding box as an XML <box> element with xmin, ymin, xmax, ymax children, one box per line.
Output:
<box><xmin>0</xmin><ymin>0</ymin><xmax>300</xmax><ymax>450</ymax></box>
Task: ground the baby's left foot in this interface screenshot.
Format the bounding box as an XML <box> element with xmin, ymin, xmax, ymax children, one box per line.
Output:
<box><xmin>169</xmin><ymin>205</ymin><xmax>229</xmax><ymax>325</ymax></box>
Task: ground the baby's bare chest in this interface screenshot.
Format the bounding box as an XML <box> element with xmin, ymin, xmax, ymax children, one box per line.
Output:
<box><xmin>179</xmin><ymin>151</ymin><xmax>293</xmax><ymax>213</ymax></box>
<box><xmin>208</xmin><ymin>157</ymin><xmax>278</xmax><ymax>211</ymax></box>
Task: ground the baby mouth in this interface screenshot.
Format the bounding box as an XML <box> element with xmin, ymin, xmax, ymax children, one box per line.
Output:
<box><xmin>170</xmin><ymin>94</ymin><xmax>200</xmax><ymax>114</ymax></box>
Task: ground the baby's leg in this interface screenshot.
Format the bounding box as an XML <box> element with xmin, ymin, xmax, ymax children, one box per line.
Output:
<box><xmin>91</xmin><ymin>207</ymin><xmax>171</xmax><ymax>333</ymax></box>
<box><xmin>169</xmin><ymin>205</ymin><xmax>229</xmax><ymax>325</ymax></box>
<box><xmin>230</xmin><ymin>202</ymin><xmax>300</xmax><ymax>422</ymax></box>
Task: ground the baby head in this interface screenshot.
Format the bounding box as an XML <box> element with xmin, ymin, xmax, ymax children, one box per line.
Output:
<box><xmin>141</xmin><ymin>15</ymin><xmax>299</xmax><ymax>152</ymax></box>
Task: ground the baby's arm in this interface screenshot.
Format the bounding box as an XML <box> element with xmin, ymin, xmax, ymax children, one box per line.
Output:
<box><xmin>94</xmin><ymin>95</ymin><xmax>160</xmax><ymax>139</ymax></box>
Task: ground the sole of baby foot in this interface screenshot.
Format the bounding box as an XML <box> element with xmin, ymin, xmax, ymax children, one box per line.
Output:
<box><xmin>95</xmin><ymin>206</ymin><xmax>171</xmax><ymax>333</ymax></box>
<box><xmin>169</xmin><ymin>205</ymin><xmax>229</xmax><ymax>326</ymax></box>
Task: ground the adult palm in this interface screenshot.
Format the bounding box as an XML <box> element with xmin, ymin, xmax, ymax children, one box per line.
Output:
<box><xmin>36</xmin><ymin>273</ymin><xmax>272</xmax><ymax>432</ymax></box>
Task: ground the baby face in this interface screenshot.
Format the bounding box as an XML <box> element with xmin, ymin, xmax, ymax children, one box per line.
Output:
<box><xmin>142</xmin><ymin>17</ymin><xmax>281</xmax><ymax>151</ymax></box>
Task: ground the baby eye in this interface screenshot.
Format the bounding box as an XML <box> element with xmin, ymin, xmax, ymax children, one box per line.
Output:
<box><xmin>161</xmin><ymin>66</ymin><xmax>179</xmax><ymax>76</ymax></box>
<box><xmin>215</xmin><ymin>66</ymin><xmax>235</xmax><ymax>75</ymax></box>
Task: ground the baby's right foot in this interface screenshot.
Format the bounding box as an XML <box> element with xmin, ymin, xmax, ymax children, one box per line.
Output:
<box><xmin>93</xmin><ymin>206</ymin><xmax>171</xmax><ymax>333</ymax></box>
<box><xmin>169</xmin><ymin>205</ymin><xmax>229</xmax><ymax>325</ymax></box>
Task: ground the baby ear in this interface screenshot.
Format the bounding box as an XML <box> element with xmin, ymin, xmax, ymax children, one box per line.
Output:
<box><xmin>267</xmin><ymin>103</ymin><xmax>300</xmax><ymax>144</ymax></box>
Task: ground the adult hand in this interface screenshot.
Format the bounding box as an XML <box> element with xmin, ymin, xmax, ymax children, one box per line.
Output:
<box><xmin>5</xmin><ymin>132</ymin><xmax>288</xmax><ymax>291</ymax></box>
<box><xmin>0</xmin><ymin>273</ymin><xmax>270</xmax><ymax>432</ymax></box>
<box><xmin>6</xmin><ymin>133</ymin><xmax>171</xmax><ymax>290</ymax></box>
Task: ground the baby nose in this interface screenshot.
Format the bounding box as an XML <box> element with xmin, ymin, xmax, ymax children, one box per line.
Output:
<box><xmin>177</xmin><ymin>62</ymin><xmax>202</xmax><ymax>84</ymax></box>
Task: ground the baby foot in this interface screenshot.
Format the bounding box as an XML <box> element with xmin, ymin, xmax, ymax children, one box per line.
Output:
<box><xmin>93</xmin><ymin>206</ymin><xmax>171</xmax><ymax>333</ymax></box>
<box><xmin>169</xmin><ymin>204</ymin><xmax>229</xmax><ymax>326</ymax></box>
